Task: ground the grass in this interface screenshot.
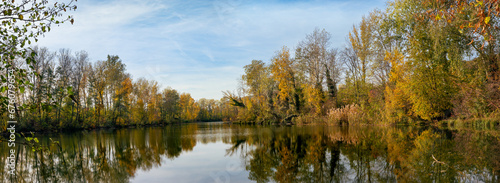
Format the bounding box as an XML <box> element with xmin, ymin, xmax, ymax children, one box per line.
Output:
<box><xmin>327</xmin><ymin>104</ymin><xmax>368</xmax><ymax>125</ymax></box>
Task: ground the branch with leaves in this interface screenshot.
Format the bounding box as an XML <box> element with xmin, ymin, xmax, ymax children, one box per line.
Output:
<box><xmin>0</xmin><ymin>0</ymin><xmax>77</xmax><ymax>114</ymax></box>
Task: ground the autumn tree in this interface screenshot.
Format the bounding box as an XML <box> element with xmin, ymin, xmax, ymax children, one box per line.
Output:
<box><xmin>349</xmin><ymin>16</ymin><xmax>373</xmax><ymax>85</ymax></box>
<box><xmin>369</xmin><ymin>9</ymin><xmax>396</xmax><ymax>86</ymax></box>
<box><xmin>114</xmin><ymin>77</ymin><xmax>132</xmax><ymax>126</ymax></box>
<box><xmin>324</xmin><ymin>49</ymin><xmax>341</xmax><ymax>102</ymax></box>
<box><xmin>0</xmin><ymin>0</ymin><xmax>77</xmax><ymax>114</ymax></box>
<box><xmin>243</xmin><ymin>60</ymin><xmax>270</xmax><ymax>97</ymax></box>
<box><xmin>241</xmin><ymin>60</ymin><xmax>277</xmax><ymax>122</ymax></box>
<box><xmin>296</xmin><ymin>28</ymin><xmax>334</xmax><ymax>113</ymax></box>
<box><xmin>28</xmin><ymin>46</ymin><xmax>56</xmax><ymax>128</ymax></box>
<box><xmin>88</xmin><ymin>61</ymin><xmax>107</xmax><ymax>125</ymax></box>
<box><xmin>161</xmin><ymin>88</ymin><xmax>180</xmax><ymax>123</ymax></box>
<box><xmin>70</xmin><ymin>50</ymin><xmax>90</xmax><ymax>125</ymax></box>
<box><xmin>55</xmin><ymin>48</ymin><xmax>73</xmax><ymax>125</ymax></box>
<box><xmin>271</xmin><ymin>46</ymin><xmax>300</xmax><ymax>116</ymax></box>
<box><xmin>383</xmin><ymin>0</ymin><xmax>464</xmax><ymax>120</ymax></box>
<box><xmin>340</xmin><ymin>46</ymin><xmax>362</xmax><ymax>104</ymax></box>
<box><xmin>384</xmin><ymin>49</ymin><xmax>411</xmax><ymax>121</ymax></box>
<box><xmin>341</xmin><ymin>16</ymin><xmax>376</xmax><ymax>106</ymax></box>
<box><xmin>179</xmin><ymin>93</ymin><xmax>199</xmax><ymax>122</ymax></box>
<box><xmin>421</xmin><ymin>0</ymin><xmax>500</xmax><ymax>116</ymax></box>
<box><xmin>131</xmin><ymin>78</ymin><xmax>150</xmax><ymax>124</ymax></box>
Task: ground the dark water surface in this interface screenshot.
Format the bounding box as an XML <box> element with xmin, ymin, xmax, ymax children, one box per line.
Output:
<box><xmin>1</xmin><ymin>122</ymin><xmax>499</xmax><ymax>182</ymax></box>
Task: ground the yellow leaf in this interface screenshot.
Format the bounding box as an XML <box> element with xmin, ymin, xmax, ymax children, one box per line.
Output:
<box><xmin>18</xmin><ymin>14</ymin><xmax>23</xmax><ymax>20</ymax></box>
<box><xmin>475</xmin><ymin>1</ymin><xmax>483</xmax><ymax>7</ymax></box>
<box><xmin>485</xmin><ymin>16</ymin><xmax>490</xmax><ymax>24</ymax></box>
<box><xmin>436</xmin><ymin>14</ymin><xmax>441</xmax><ymax>20</ymax></box>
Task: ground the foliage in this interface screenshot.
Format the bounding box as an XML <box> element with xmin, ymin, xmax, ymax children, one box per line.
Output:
<box><xmin>327</xmin><ymin>104</ymin><xmax>366</xmax><ymax>125</ymax></box>
<box><xmin>3</xmin><ymin>0</ymin><xmax>500</xmax><ymax>128</ymax></box>
<box><xmin>0</xmin><ymin>0</ymin><xmax>77</xmax><ymax>114</ymax></box>
<box><xmin>227</xmin><ymin>0</ymin><xmax>500</xmax><ymax>124</ymax></box>
<box><xmin>271</xmin><ymin>46</ymin><xmax>297</xmax><ymax>114</ymax></box>
<box><xmin>1</xmin><ymin>47</ymin><xmax>236</xmax><ymax>132</ymax></box>
<box><xmin>384</xmin><ymin>49</ymin><xmax>412</xmax><ymax>121</ymax></box>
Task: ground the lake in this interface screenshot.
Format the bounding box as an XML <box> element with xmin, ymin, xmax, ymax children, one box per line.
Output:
<box><xmin>1</xmin><ymin>122</ymin><xmax>499</xmax><ymax>182</ymax></box>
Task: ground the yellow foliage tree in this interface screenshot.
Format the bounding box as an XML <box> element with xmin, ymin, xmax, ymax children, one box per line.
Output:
<box><xmin>271</xmin><ymin>46</ymin><xmax>298</xmax><ymax>114</ymax></box>
<box><xmin>114</xmin><ymin>77</ymin><xmax>133</xmax><ymax>126</ymax></box>
<box><xmin>179</xmin><ymin>93</ymin><xmax>199</xmax><ymax>121</ymax></box>
<box><xmin>271</xmin><ymin>47</ymin><xmax>295</xmax><ymax>103</ymax></box>
<box><xmin>384</xmin><ymin>49</ymin><xmax>412</xmax><ymax>121</ymax></box>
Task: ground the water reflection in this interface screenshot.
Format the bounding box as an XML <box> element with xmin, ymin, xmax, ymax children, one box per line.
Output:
<box><xmin>1</xmin><ymin>123</ymin><xmax>499</xmax><ymax>182</ymax></box>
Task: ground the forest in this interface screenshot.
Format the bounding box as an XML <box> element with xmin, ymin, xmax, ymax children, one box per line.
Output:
<box><xmin>0</xmin><ymin>0</ymin><xmax>239</xmax><ymax>132</ymax></box>
<box><xmin>2</xmin><ymin>47</ymin><xmax>238</xmax><ymax>132</ymax></box>
<box><xmin>225</xmin><ymin>0</ymin><xmax>500</xmax><ymax>125</ymax></box>
<box><xmin>2</xmin><ymin>0</ymin><xmax>500</xmax><ymax>133</ymax></box>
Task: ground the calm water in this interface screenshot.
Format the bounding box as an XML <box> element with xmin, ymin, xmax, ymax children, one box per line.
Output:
<box><xmin>1</xmin><ymin>122</ymin><xmax>499</xmax><ymax>183</ymax></box>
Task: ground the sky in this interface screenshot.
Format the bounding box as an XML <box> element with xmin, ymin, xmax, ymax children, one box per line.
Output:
<box><xmin>37</xmin><ymin>0</ymin><xmax>387</xmax><ymax>100</ymax></box>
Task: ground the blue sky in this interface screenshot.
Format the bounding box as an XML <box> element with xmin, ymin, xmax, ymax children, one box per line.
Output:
<box><xmin>37</xmin><ymin>0</ymin><xmax>386</xmax><ymax>100</ymax></box>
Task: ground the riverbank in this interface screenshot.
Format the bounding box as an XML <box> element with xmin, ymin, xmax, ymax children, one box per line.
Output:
<box><xmin>0</xmin><ymin>120</ymin><xmax>226</xmax><ymax>137</ymax></box>
<box><xmin>2</xmin><ymin>122</ymin><xmax>499</xmax><ymax>182</ymax></box>
<box><xmin>3</xmin><ymin>113</ymin><xmax>499</xmax><ymax>138</ymax></box>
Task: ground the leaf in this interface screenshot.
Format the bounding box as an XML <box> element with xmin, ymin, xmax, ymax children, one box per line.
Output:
<box><xmin>436</xmin><ymin>14</ymin><xmax>441</xmax><ymax>20</ymax></box>
<box><xmin>475</xmin><ymin>1</ymin><xmax>483</xmax><ymax>7</ymax></box>
<box><xmin>18</xmin><ymin>14</ymin><xmax>23</xmax><ymax>20</ymax></box>
<box><xmin>485</xmin><ymin>16</ymin><xmax>490</xmax><ymax>24</ymax></box>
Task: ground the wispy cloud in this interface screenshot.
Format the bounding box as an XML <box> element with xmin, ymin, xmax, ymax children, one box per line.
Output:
<box><xmin>37</xmin><ymin>0</ymin><xmax>385</xmax><ymax>99</ymax></box>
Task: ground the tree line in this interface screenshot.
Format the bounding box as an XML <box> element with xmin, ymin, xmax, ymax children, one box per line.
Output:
<box><xmin>225</xmin><ymin>0</ymin><xmax>500</xmax><ymax>124</ymax></box>
<box><xmin>2</xmin><ymin>0</ymin><xmax>500</xmax><ymax>129</ymax></box>
<box><xmin>1</xmin><ymin>47</ymin><xmax>237</xmax><ymax>132</ymax></box>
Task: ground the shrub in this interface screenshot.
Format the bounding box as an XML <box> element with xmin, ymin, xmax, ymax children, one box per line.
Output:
<box><xmin>327</xmin><ymin>104</ymin><xmax>366</xmax><ymax>125</ymax></box>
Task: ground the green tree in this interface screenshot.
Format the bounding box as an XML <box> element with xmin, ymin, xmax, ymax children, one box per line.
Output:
<box><xmin>0</xmin><ymin>0</ymin><xmax>77</xmax><ymax>113</ymax></box>
<box><xmin>114</xmin><ymin>77</ymin><xmax>132</xmax><ymax>126</ymax></box>
<box><xmin>161</xmin><ymin>88</ymin><xmax>180</xmax><ymax>123</ymax></box>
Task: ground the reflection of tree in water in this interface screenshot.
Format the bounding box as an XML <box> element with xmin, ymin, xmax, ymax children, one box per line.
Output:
<box><xmin>0</xmin><ymin>124</ymin><xmax>200</xmax><ymax>183</ymax></box>
<box><xmin>0</xmin><ymin>123</ymin><xmax>498</xmax><ymax>182</ymax></box>
<box><xmin>232</xmin><ymin>125</ymin><xmax>499</xmax><ymax>183</ymax></box>
<box><xmin>241</xmin><ymin>126</ymin><xmax>350</xmax><ymax>183</ymax></box>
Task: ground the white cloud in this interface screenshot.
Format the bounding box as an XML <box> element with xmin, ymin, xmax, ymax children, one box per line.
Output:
<box><xmin>36</xmin><ymin>0</ymin><xmax>385</xmax><ymax>100</ymax></box>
